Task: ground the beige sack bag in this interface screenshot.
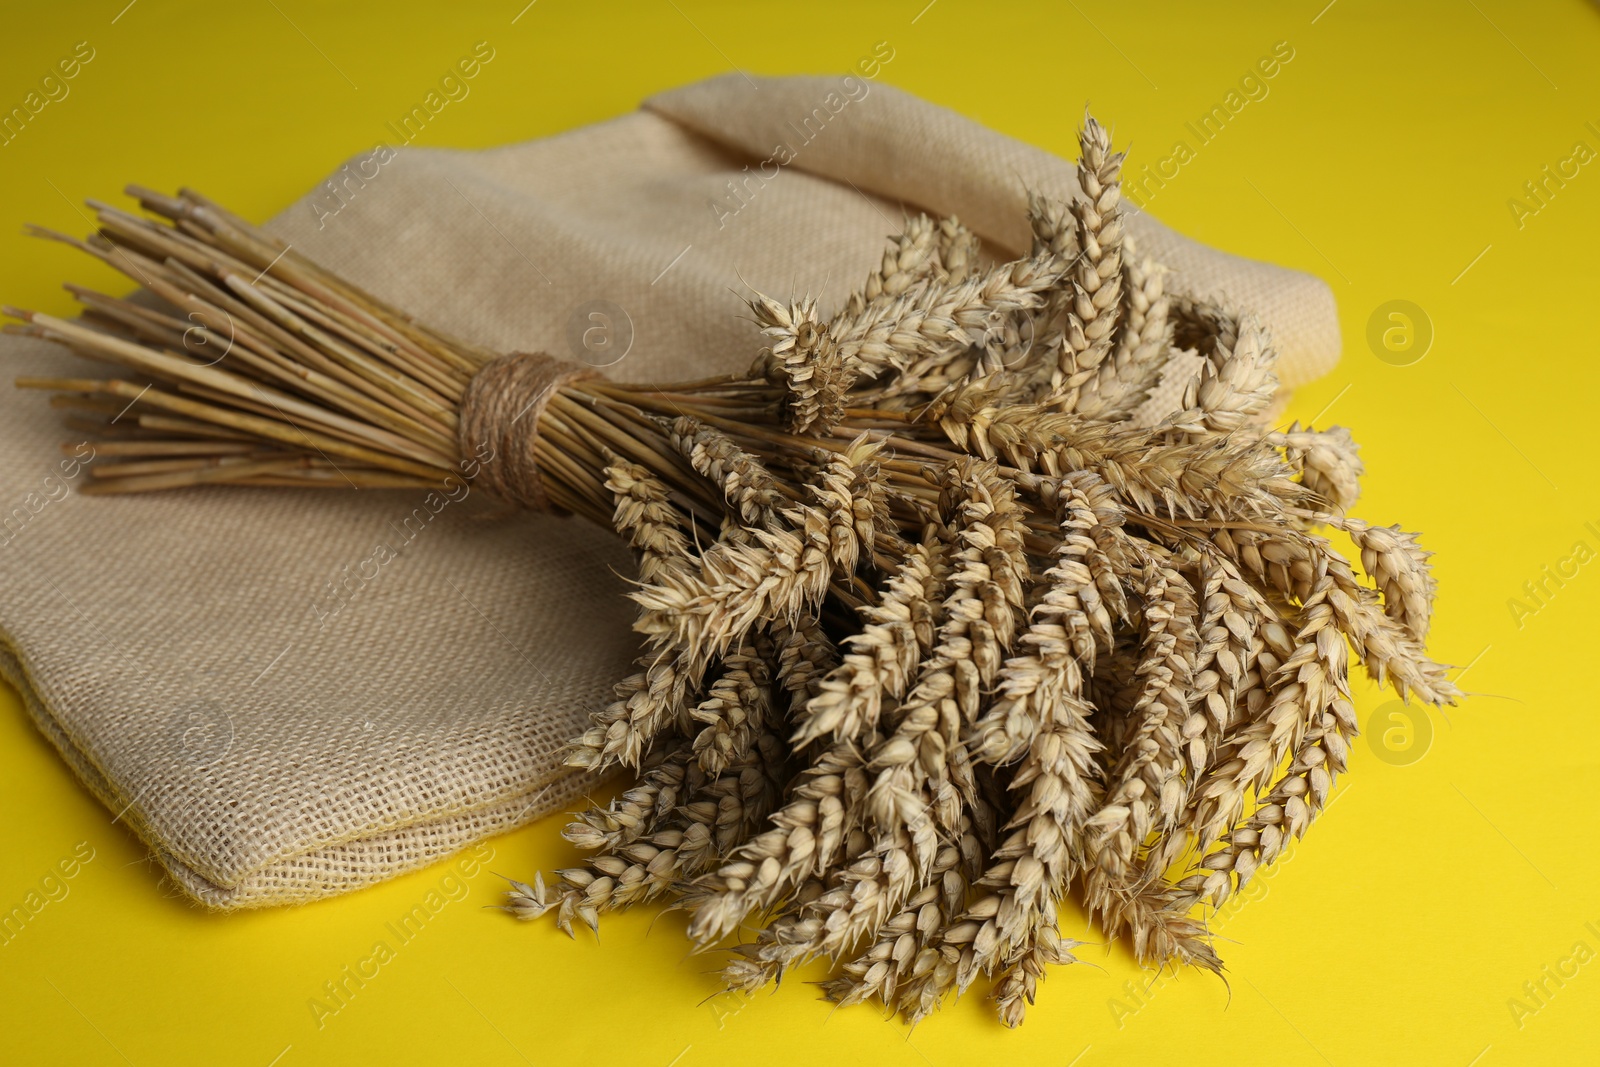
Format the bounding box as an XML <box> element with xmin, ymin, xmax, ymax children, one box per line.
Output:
<box><xmin>0</xmin><ymin>74</ymin><xmax>1340</xmax><ymax>909</ymax></box>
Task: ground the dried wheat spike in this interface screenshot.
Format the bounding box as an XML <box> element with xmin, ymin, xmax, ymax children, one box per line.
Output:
<box><xmin>564</xmin><ymin>646</ymin><xmax>704</xmax><ymax>772</ymax></box>
<box><xmin>602</xmin><ymin>451</ymin><xmax>691</xmax><ymax>580</ymax></box>
<box><xmin>1271</xmin><ymin>422</ymin><xmax>1364</xmax><ymax>514</ymax></box>
<box><xmin>683</xmin><ymin>739</ymin><xmax>869</xmax><ymax>945</ymax></box>
<box><xmin>795</xmin><ymin>540</ymin><xmax>946</xmax><ymax>747</ymax></box>
<box><xmin>847</xmin><ymin>214</ymin><xmax>942</xmax><ymax>318</ymax></box>
<box><xmin>991</xmin><ymin>908</ymin><xmax>1082</xmax><ymax>1027</ymax></box>
<box><xmin>511</xmin><ymin>731</ymin><xmax>784</xmax><ymax>931</ymax></box>
<box><xmin>868</xmin><ymin>461</ymin><xmax>1027</xmax><ymax>869</ymax></box>
<box><xmin>629</xmin><ymin>505</ymin><xmax>834</xmax><ymax>667</ymax></box>
<box><xmin>1076</xmin><ymin>244</ymin><xmax>1173</xmax><ymax>421</ymax></box>
<box><xmin>821</xmin><ymin>811</ymin><xmax>985</xmax><ymax>1009</ymax></box>
<box><xmin>562</xmin><ymin>738</ymin><xmax>695</xmax><ymax>852</ymax></box>
<box><xmin>771</xmin><ymin>614</ymin><xmax>837</xmax><ymax>713</ymax></box>
<box><xmin>667</xmin><ymin>417</ymin><xmax>787</xmax><ymax>530</ymax></box>
<box><xmin>720</xmin><ymin>820</ymin><xmax>919</xmax><ymax>991</ymax></box>
<box><xmin>830</xmin><ymin>248</ymin><xmax>1071</xmax><ymax>388</ymax></box>
<box><xmin>1050</xmin><ymin>114</ymin><xmax>1125</xmax><ymax>408</ymax></box>
<box><xmin>1164</xmin><ymin>312</ymin><xmax>1279</xmax><ymax>435</ymax></box>
<box><xmin>1331</xmin><ymin>516</ymin><xmax>1437</xmax><ymax>642</ymax></box>
<box><xmin>750</xmin><ymin>293</ymin><xmax>853</xmax><ymax>434</ymax></box>
<box><xmin>967</xmin><ymin>481</ymin><xmax>1112</xmax><ymax>766</ymax></box>
<box><xmin>691</xmin><ymin>646</ymin><xmax>774</xmax><ymax>776</ymax></box>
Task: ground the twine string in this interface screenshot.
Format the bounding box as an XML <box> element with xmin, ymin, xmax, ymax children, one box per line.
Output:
<box><xmin>457</xmin><ymin>352</ymin><xmax>599</xmax><ymax>510</ymax></box>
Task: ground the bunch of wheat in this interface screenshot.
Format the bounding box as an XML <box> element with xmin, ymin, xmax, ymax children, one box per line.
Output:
<box><xmin>6</xmin><ymin>114</ymin><xmax>1453</xmax><ymax>1026</ymax></box>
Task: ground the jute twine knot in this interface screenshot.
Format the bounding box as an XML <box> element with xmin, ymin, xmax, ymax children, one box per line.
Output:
<box><xmin>457</xmin><ymin>352</ymin><xmax>600</xmax><ymax>510</ymax></box>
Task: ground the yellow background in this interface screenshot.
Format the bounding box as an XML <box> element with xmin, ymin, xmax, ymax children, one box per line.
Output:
<box><xmin>3</xmin><ymin>1</ymin><xmax>1597</xmax><ymax>1063</ymax></box>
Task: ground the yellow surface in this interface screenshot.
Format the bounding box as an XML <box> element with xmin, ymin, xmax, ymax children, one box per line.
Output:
<box><xmin>2</xmin><ymin>1</ymin><xmax>1597</xmax><ymax>1063</ymax></box>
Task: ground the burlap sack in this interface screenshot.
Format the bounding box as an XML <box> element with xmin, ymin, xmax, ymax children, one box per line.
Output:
<box><xmin>0</xmin><ymin>74</ymin><xmax>1340</xmax><ymax>909</ymax></box>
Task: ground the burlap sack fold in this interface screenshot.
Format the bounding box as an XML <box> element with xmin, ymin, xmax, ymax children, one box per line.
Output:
<box><xmin>0</xmin><ymin>74</ymin><xmax>1341</xmax><ymax>909</ymax></box>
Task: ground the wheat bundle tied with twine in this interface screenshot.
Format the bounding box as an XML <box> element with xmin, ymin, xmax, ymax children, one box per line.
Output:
<box><xmin>5</xmin><ymin>114</ymin><xmax>1454</xmax><ymax>1026</ymax></box>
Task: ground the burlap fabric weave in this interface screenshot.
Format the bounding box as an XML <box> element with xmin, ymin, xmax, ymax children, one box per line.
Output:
<box><xmin>0</xmin><ymin>74</ymin><xmax>1341</xmax><ymax>909</ymax></box>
